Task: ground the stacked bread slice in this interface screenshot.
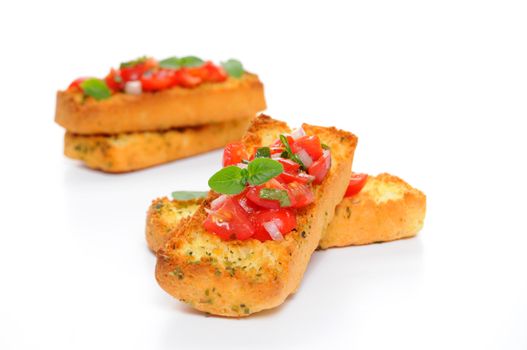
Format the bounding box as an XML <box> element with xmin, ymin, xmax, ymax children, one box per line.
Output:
<box><xmin>55</xmin><ymin>73</ymin><xmax>266</xmax><ymax>172</ymax></box>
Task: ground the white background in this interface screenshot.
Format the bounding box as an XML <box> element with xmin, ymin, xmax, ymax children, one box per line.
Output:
<box><xmin>1</xmin><ymin>1</ymin><xmax>526</xmax><ymax>349</ymax></box>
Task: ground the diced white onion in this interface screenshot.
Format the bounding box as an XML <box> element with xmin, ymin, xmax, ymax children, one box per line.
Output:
<box><xmin>291</xmin><ymin>127</ymin><xmax>306</xmax><ymax>140</ymax></box>
<box><xmin>298</xmin><ymin>173</ymin><xmax>316</xmax><ymax>183</ymax></box>
<box><xmin>263</xmin><ymin>221</ymin><xmax>284</xmax><ymax>241</ymax></box>
<box><xmin>271</xmin><ymin>153</ymin><xmax>282</xmax><ymax>159</ymax></box>
<box><xmin>236</xmin><ymin>162</ymin><xmax>248</xmax><ymax>169</ymax></box>
<box><xmin>210</xmin><ymin>194</ymin><xmax>228</xmax><ymax>210</ymax></box>
<box><xmin>322</xmin><ymin>150</ymin><xmax>331</xmax><ymax>168</ymax></box>
<box><xmin>125</xmin><ymin>81</ymin><xmax>142</xmax><ymax>95</ymax></box>
<box><xmin>296</xmin><ymin>149</ymin><xmax>313</xmax><ymax>168</ymax></box>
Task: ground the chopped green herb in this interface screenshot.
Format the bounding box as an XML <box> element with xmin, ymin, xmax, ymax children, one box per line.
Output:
<box><xmin>321</xmin><ymin>143</ymin><xmax>330</xmax><ymax>150</ymax></box>
<box><xmin>255</xmin><ymin>147</ymin><xmax>271</xmax><ymax>158</ymax></box>
<box><xmin>259</xmin><ymin>188</ymin><xmax>291</xmax><ymax>207</ymax></box>
<box><xmin>171</xmin><ymin>191</ymin><xmax>208</xmax><ymax>200</ymax></box>
<box><xmin>159</xmin><ymin>56</ymin><xmax>204</xmax><ymax>69</ymax></box>
<box><xmin>169</xmin><ymin>267</ymin><xmax>184</xmax><ymax>280</ymax></box>
<box><xmin>80</xmin><ymin>78</ymin><xmax>111</xmax><ymax>101</ymax></box>
<box><xmin>279</xmin><ymin>135</ymin><xmax>305</xmax><ymax>169</ymax></box>
<box><xmin>158</xmin><ymin>57</ymin><xmax>181</xmax><ymax>69</ymax></box>
<box><xmin>221</xmin><ymin>59</ymin><xmax>244</xmax><ymax>78</ymax></box>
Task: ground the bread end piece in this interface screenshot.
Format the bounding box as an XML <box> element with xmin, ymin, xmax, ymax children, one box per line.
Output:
<box><xmin>319</xmin><ymin>173</ymin><xmax>426</xmax><ymax>249</ymax></box>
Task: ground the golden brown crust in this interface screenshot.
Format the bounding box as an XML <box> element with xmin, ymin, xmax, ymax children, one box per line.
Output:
<box><xmin>64</xmin><ymin>117</ymin><xmax>251</xmax><ymax>173</ymax></box>
<box><xmin>319</xmin><ymin>173</ymin><xmax>426</xmax><ymax>249</ymax></box>
<box><xmin>145</xmin><ymin>173</ymin><xmax>426</xmax><ymax>253</ymax></box>
<box><xmin>55</xmin><ymin>74</ymin><xmax>266</xmax><ymax>134</ymax></box>
<box><xmin>155</xmin><ymin>115</ymin><xmax>357</xmax><ymax>317</ymax></box>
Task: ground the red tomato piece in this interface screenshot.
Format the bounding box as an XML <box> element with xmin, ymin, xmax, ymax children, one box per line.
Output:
<box><xmin>222</xmin><ymin>142</ymin><xmax>247</xmax><ymax>167</ymax></box>
<box><xmin>246</xmin><ymin>179</ymin><xmax>289</xmax><ymax>209</ymax></box>
<box><xmin>104</xmin><ymin>69</ymin><xmax>124</xmax><ymax>91</ymax></box>
<box><xmin>345</xmin><ymin>173</ymin><xmax>368</xmax><ymax>197</ymax></box>
<box><xmin>203</xmin><ymin>197</ymin><xmax>255</xmax><ymax>240</ymax></box>
<box><xmin>140</xmin><ymin>69</ymin><xmax>175</xmax><ymax>91</ymax></box>
<box><xmin>174</xmin><ymin>68</ymin><xmax>202</xmax><ymax>87</ymax></box>
<box><xmin>277</xmin><ymin>158</ymin><xmax>300</xmax><ymax>173</ymax></box>
<box><xmin>67</xmin><ymin>77</ymin><xmax>89</xmax><ymax>92</ymax></box>
<box><xmin>120</xmin><ymin>58</ymin><xmax>157</xmax><ymax>82</ymax></box>
<box><xmin>271</xmin><ymin>135</ymin><xmax>295</xmax><ymax>148</ymax></box>
<box><xmin>286</xmin><ymin>181</ymin><xmax>315</xmax><ymax>208</ymax></box>
<box><xmin>308</xmin><ymin>150</ymin><xmax>331</xmax><ymax>184</ymax></box>
<box><xmin>293</xmin><ymin>135</ymin><xmax>323</xmax><ymax>160</ymax></box>
<box><xmin>252</xmin><ymin>209</ymin><xmax>297</xmax><ymax>242</ymax></box>
<box><xmin>188</xmin><ymin>61</ymin><xmax>228</xmax><ymax>83</ymax></box>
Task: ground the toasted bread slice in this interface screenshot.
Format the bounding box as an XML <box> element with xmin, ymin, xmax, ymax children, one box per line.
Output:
<box><xmin>64</xmin><ymin>117</ymin><xmax>251</xmax><ymax>173</ymax></box>
<box><xmin>146</xmin><ymin>173</ymin><xmax>426</xmax><ymax>252</ymax></box>
<box><xmin>155</xmin><ymin>115</ymin><xmax>357</xmax><ymax>317</ymax></box>
<box><xmin>320</xmin><ymin>173</ymin><xmax>426</xmax><ymax>248</ymax></box>
<box><xmin>55</xmin><ymin>73</ymin><xmax>265</xmax><ymax>134</ymax></box>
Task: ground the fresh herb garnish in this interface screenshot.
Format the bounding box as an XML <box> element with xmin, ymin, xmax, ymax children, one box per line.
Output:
<box><xmin>246</xmin><ymin>158</ymin><xmax>283</xmax><ymax>186</ymax></box>
<box><xmin>171</xmin><ymin>191</ymin><xmax>208</xmax><ymax>200</ymax></box>
<box><xmin>279</xmin><ymin>135</ymin><xmax>306</xmax><ymax>169</ymax></box>
<box><xmin>221</xmin><ymin>59</ymin><xmax>244</xmax><ymax>78</ymax></box>
<box><xmin>321</xmin><ymin>143</ymin><xmax>330</xmax><ymax>150</ymax></box>
<box><xmin>159</xmin><ymin>56</ymin><xmax>204</xmax><ymax>69</ymax></box>
<box><xmin>255</xmin><ymin>147</ymin><xmax>271</xmax><ymax>158</ymax></box>
<box><xmin>80</xmin><ymin>78</ymin><xmax>111</xmax><ymax>101</ymax></box>
<box><xmin>208</xmin><ymin>158</ymin><xmax>284</xmax><ymax>194</ymax></box>
<box><xmin>120</xmin><ymin>56</ymin><xmax>148</xmax><ymax>68</ymax></box>
<box><xmin>259</xmin><ymin>188</ymin><xmax>291</xmax><ymax>207</ymax></box>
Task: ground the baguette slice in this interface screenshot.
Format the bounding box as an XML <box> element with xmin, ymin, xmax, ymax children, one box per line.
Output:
<box><xmin>320</xmin><ymin>173</ymin><xmax>426</xmax><ymax>248</ymax></box>
<box><xmin>155</xmin><ymin>115</ymin><xmax>357</xmax><ymax>317</ymax></box>
<box><xmin>146</xmin><ymin>174</ymin><xmax>426</xmax><ymax>252</ymax></box>
<box><xmin>64</xmin><ymin>117</ymin><xmax>251</xmax><ymax>173</ymax></box>
<box><xmin>55</xmin><ymin>73</ymin><xmax>265</xmax><ymax>134</ymax></box>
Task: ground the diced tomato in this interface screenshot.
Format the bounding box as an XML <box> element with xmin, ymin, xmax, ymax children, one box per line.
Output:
<box><xmin>252</xmin><ymin>209</ymin><xmax>297</xmax><ymax>242</ymax></box>
<box><xmin>345</xmin><ymin>173</ymin><xmax>368</xmax><ymax>197</ymax></box>
<box><xmin>67</xmin><ymin>77</ymin><xmax>89</xmax><ymax>92</ymax></box>
<box><xmin>246</xmin><ymin>179</ymin><xmax>289</xmax><ymax>209</ymax></box>
<box><xmin>120</xmin><ymin>58</ymin><xmax>157</xmax><ymax>82</ymax></box>
<box><xmin>308</xmin><ymin>150</ymin><xmax>331</xmax><ymax>184</ymax></box>
<box><xmin>277</xmin><ymin>158</ymin><xmax>300</xmax><ymax>173</ymax></box>
<box><xmin>286</xmin><ymin>181</ymin><xmax>315</xmax><ymax>208</ymax></box>
<box><xmin>140</xmin><ymin>69</ymin><xmax>176</xmax><ymax>91</ymax></box>
<box><xmin>293</xmin><ymin>135</ymin><xmax>323</xmax><ymax>160</ymax></box>
<box><xmin>104</xmin><ymin>69</ymin><xmax>124</xmax><ymax>91</ymax></box>
<box><xmin>235</xmin><ymin>190</ymin><xmax>261</xmax><ymax>214</ymax></box>
<box><xmin>188</xmin><ymin>61</ymin><xmax>228</xmax><ymax>83</ymax></box>
<box><xmin>222</xmin><ymin>142</ymin><xmax>247</xmax><ymax>167</ymax></box>
<box><xmin>278</xmin><ymin>171</ymin><xmax>314</xmax><ymax>184</ymax></box>
<box><xmin>174</xmin><ymin>68</ymin><xmax>202</xmax><ymax>87</ymax></box>
<box><xmin>203</xmin><ymin>196</ymin><xmax>255</xmax><ymax>240</ymax></box>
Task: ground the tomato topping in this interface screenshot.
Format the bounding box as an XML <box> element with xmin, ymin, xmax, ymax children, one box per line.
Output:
<box><xmin>286</xmin><ymin>181</ymin><xmax>315</xmax><ymax>208</ymax></box>
<box><xmin>140</xmin><ymin>69</ymin><xmax>176</xmax><ymax>92</ymax></box>
<box><xmin>252</xmin><ymin>209</ymin><xmax>297</xmax><ymax>242</ymax></box>
<box><xmin>104</xmin><ymin>69</ymin><xmax>124</xmax><ymax>91</ymax></box>
<box><xmin>174</xmin><ymin>68</ymin><xmax>202</xmax><ymax>88</ymax></box>
<box><xmin>308</xmin><ymin>150</ymin><xmax>331</xmax><ymax>184</ymax></box>
<box><xmin>293</xmin><ymin>135</ymin><xmax>323</xmax><ymax>160</ymax></box>
<box><xmin>277</xmin><ymin>158</ymin><xmax>300</xmax><ymax>173</ymax></box>
<box><xmin>67</xmin><ymin>77</ymin><xmax>89</xmax><ymax>92</ymax></box>
<box><xmin>246</xmin><ymin>179</ymin><xmax>289</xmax><ymax>209</ymax></box>
<box><xmin>187</xmin><ymin>61</ymin><xmax>228</xmax><ymax>82</ymax></box>
<box><xmin>271</xmin><ymin>135</ymin><xmax>295</xmax><ymax>148</ymax></box>
<box><xmin>222</xmin><ymin>142</ymin><xmax>247</xmax><ymax>167</ymax></box>
<box><xmin>203</xmin><ymin>196</ymin><xmax>255</xmax><ymax>240</ymax></box>
<box><xmin>120</xmin><ymin>58</ymin><xmax>157</xmax><ymax>82</ymax></box>
<box><xmin>345</xmin><ymin>173</ymin><xmax>368</xmax><ymax>197</ymax></box>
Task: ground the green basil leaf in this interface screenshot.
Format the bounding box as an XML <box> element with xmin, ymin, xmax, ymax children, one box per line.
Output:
<box><xmin>208</xmin><ymin>166</ymin><xmax>247</xmax><ymax>194</ymax></box>
<box><xmin>279</xmin><ymin>134</ymin><xmax>305</xmax><ymax>169</ymax></box>
<box><xmin>321</xmin><ymin>143</ymin><xmax>330</xmax><ymax>150</ymax></box>
<box><xmin>178</xmin><ymin>56</ymin><xmax>204</xmax><ymax>67</ymax></box>
<box><xmin>159</xmin><ymin>57</ymin><xmax>181</xmax><ymax>69</ymax></box>
<box><xmin>247</xmin><ymin>158</ymin><xmax>283</xmax><ymax>186</ymax></box>
<box><xmin>255</xmin><ymin>147</ymin><xmax>271</xmax><ymax>158</ymax></box>
<box><xmin>171</xmin><ymin>191</ymin><xmax>208</xmax><ymax>200</ymax></box>
<box><xmin>80</xmin><ymin>78</ymin><xmax>111</xmax><ymax>101</ymax></box>
<box><xmin>120</xmin><ymin>56</ymin><xmax>148</xmax><ymax>68</ymax></box>
<box><xmin>259</xmin><ymin>188</ymin><xmax>291</xmax><ymax>207</ymax></box>
<box><xmin>221</xmin><ymin>59</ymin><xmax>244</xmax><ymax>78</ymax></box>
